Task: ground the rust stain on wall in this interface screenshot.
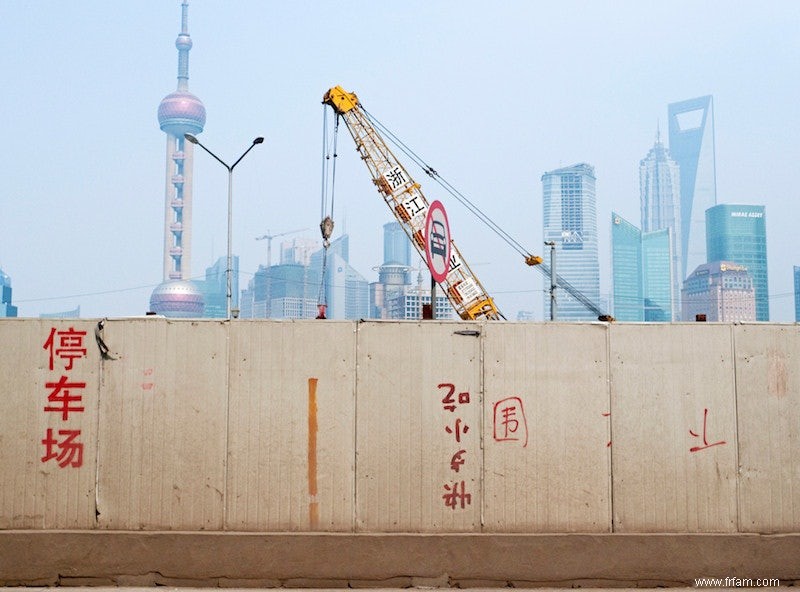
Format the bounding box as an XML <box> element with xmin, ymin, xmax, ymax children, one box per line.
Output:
<box><xmin>308</xmin><ymin>377</ymin><xmax>319</xmax><ymax>528</ymax></box>
<box><xmin>767</xmin><ymin>348</ymin><xmax>788</xmax><ymax>397</ymax></box>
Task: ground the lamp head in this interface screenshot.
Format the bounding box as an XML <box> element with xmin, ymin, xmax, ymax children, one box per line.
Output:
<box><xmin>253</xmin><ymin>137</ymin><xmax>265</xmax><ymax>145</ymax></box>
<box><xmin>184</xmin><ymin>133</ymin><xmax>199</xmax><ymax>144</ymax></box>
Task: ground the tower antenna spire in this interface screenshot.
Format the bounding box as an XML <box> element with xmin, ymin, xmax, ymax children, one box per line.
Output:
<box><xmin>176</xmin><ymin>0</ymin><xmax>192</xmax><ymax>91</ymax></box>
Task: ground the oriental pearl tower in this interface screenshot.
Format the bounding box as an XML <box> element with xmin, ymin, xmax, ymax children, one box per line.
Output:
<box><xmin>149</xmin><ymin>0</ymin><xmax>206</xmax><ymax>317</ymax></box>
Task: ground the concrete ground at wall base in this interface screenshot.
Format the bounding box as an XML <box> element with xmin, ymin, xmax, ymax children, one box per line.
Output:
<box><xmin>1</xmin><ymin>532</ymin><xmax>798</xmax><ymax>587</ymax></box>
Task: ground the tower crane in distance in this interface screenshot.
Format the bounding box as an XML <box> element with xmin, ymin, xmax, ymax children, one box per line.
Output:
<box><xmin>322</xmin><ymin>85</ymin><xmax>613</xmax><ymax>322</ymax></box>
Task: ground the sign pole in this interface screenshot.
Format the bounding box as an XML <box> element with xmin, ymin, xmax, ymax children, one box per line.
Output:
<box><xmin>430</xmin><ymin>275</ymin><xmax>436</xmax><ymax>320</ymax></box>
<box><xmin>424</xmin><ymin>200</ymin><xmax>451</xmax><ymax>322</ymax></box>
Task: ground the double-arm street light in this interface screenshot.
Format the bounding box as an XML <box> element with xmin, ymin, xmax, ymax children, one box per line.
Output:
<box><xmin>185</xmin><ymin>133</ymin><xmax>264</xmax><ymax>319</ymax></box>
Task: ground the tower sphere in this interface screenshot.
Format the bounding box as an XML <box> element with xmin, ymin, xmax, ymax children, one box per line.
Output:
<box><xmin>176</xmin><ymin>33</ymin><xmax>192</xmax><ymax>51</ymax></box>
<box><xmin>158</xmin><ymin>90</ymin><xmax>206</xmax><ymax>136</ymax></box>
<box><xmin>149</xmin><ymin>280</ymin><xmax>205</xmax><ymax>317</ymax></box>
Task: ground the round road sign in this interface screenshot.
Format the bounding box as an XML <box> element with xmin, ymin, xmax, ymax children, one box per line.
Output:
<box><xmin>424</xmin><ymin>200</ymin><xmax>451</xmax><ymax>283</ymax></box>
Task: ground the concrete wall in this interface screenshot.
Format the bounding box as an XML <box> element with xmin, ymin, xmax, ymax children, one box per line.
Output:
<box><xmin>1</xmin><ymin>318</ymin><xmax>799</xmax><ymax>584</ymax></box>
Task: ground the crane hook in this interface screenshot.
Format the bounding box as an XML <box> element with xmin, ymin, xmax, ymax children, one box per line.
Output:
<box><xmin>319</xmin><ymin>216</ymin><xmax>334</xmax><ymax>248</ymax></box>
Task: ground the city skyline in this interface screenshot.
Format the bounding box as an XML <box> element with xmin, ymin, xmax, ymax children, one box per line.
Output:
<box><xmin>2</xmin><ymin>1</ymin><xmax>798</xmax><ymax>321</ymax></box>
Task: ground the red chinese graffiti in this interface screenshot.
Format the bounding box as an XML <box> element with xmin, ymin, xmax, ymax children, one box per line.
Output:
<box><xmin>442</xmin><ymin>480</ymin><xmax>472</xmax><ymax>509</ymax></box>
<box><xmin>492</xmin><ymin>396</ymin><xmax>528</xmax><ymax>447</ymax></box>
<box><xmin>438</xmin><ymin>382</ymin><xmax>470</xmax><ymax>412</ymax></box>
<box><xmin>43</xmin><ymin>375</ymin><xmax>86</xmax><ymax>420</ymax></box>
<box><xmin>41</xmin><ymin>326</ymin><xmax>87</xmax><ymax>468</ymax></box>
<box><xmin>445</xmin><ymin>417</ymin><xmax>469</xmax><ymax>443</ymax></box>
<box><xmin>43</xmin><ymin>326</ymin><xmax>87</xmax><ymax>371</ymax></box>
<box><xmin>450</xmin><ymin>449</ymin><xmax>466</xmax><ymax>473</ymax></box>
<box><xmin>41</xmin><ymin>429</ymin><xmax>83</xmax><ymax>468</ymax></box>
<box><xmin>689</xmin><ymin>407</ymin><xmax>726</xmax><ymax>453</ymax></box>
<box><xmin>439</xmin><ymin>382</ymin><xmax>473</xmax><ymax>509</ymax></box>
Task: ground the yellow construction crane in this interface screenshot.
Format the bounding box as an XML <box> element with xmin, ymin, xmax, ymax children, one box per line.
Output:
<box><xmin>323</xmin><ymin>85</ymin><xmax>502</xmax><ymax>321</ymax></box>
<box><xmin>322</xmin><ymin>85</ymin><xmax>613</xmax><ymax>322</ymax></box>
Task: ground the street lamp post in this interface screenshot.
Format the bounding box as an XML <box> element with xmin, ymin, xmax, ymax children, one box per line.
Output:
<box><xmin>185</xmin><ymin>133</ymin><xmax>264</xmax><ymax>319</ymax></box>
<box><xmin>544</xmin><ymin>241</ymin><xmax>557</xmax><ymax>321</ymax></box>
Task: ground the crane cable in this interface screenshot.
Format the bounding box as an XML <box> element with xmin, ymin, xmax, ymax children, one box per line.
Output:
<box><xmin>361</xmin><ymin>107</ymin><xmax>610</xmax><ymax>320</ymax></box>
<box><xmin>362</xmin><ymin>108</ymin><xmax>531</xmax><ymax>260</ymax></box>
<box><xmin>316</xmin><ymin>106</ymin><xmax>339</xmax><ymax>318</ymax></box>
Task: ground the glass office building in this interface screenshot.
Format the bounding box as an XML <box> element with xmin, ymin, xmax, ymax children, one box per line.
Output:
<box><xmin>794</xmin><ymin>266</ymin><xmax>800</xmax><ymax>322</ymax></box>
<box><xmin>668</xmin><ymin>95</ymin><xmax>717</xmax><ymax>282</ymax></box>
<box><xmin>611</xmin><ymin>213</ymin><xmax>643</xmax><ymax>321</ymax></box>
<box><xmin>542</xmin><ymin>163</ymin><xmax>600</xmax><ymax>321</ymax></box>
<box><xmin>640</xmin><ymin>131</ymin><xmax>682</xmax><ymax>319</ymax></box>
<box><xmin>611</xmin><ymin>213</ymin><xmax>673</xmax><ymax>322</ymax></box>
<box><xmin>0</xmin><ymin>268</ymin><xmax>18</xmax><ymax>317</ymax></box>
<box><xmin>642</xmin><ymin>228</ymin><xmax>673</xmax><ymax>321</ymax></box>
<box><xmin>705</xmin><ymin>204</ymin><xmax>769</xmax><ymax>321</ymax></box>
<box><xmin>197</xmin><ymin>255</ymin><xmax>238</xmax><ymax>318</ymax></box>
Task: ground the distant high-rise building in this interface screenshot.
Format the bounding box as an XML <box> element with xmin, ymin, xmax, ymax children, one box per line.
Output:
<box><xmin>682</xmin><ymin>261</ymin><xmax>756</xmax><ymax>322</ymax></box>
<box><xmin>197</xmin><ymin>256</ymin><xmax>239</xmax><ymax>318</ymax></box>
<box><xmin>39</xmin><ymin>307</ymin><xmax>81</xmax><ymax>319</ymax></box>
<box><xmin>794</xmin><ymin>266</ymin><xmax>800</xmax><ymax>322</ymax></box>
<box><xmin>240</xmin><ymin>263</ymin><xmax>318</xmax><ymax>319</ymax></box>
<box><xmin>611</xmin><ymin>213</ymin><xmax>673</xmax><ymax>322</ymax></box>
<box><xmin>309</xmin><ymin>235</ymin><xmax>369</xmax><ymax>320</ymax></box>
<box><xmin>0</xmin><ymin>268</ymin><xmax>18</xmax><ymax>317</ymax></box>
<box><xmin>706</xmin><ymin>204</ymin><xmax>769</xmax><ymax>321</ymax></box>
<box><xmin>640</xmin><ymin>129</ymin><xmax>682</xmax><ymax>319</ymax></box>
<box><xmin>280</xmin><ymin>237</ymin><xmax>319</xmax><ymax>266</ymax></box>
<box><xmin>611</xmin><ymin>214</ymin><xmax>643</xmax><ymax>322</ymax></box>
<box><xmin>668</xmin><ymin>95</ymin><xmax>717</xmax><ymax>280</ymax></box>
<box><xmin>371</xmin><ymin>221</ymin><xmax>415</xmax><ymax>319</ymax></box>
<box><xmin>541</xmin><ymin>163</ymin><xmax>600</xmax><ymax>321</ymax></box>
<box><xmin>150</xmin><ymin>0</ymin><xmax>207</xmax><ymax>317</ymax></box>
<box><xmin>383</xmin><ymin>221</ymin><xmax>413</xmax><ymax>284</ymax></box>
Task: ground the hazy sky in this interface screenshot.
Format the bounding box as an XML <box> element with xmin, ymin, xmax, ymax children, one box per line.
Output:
<box><xmin>2</xmin><ymin>1</ymin><xmax>798</xmax><ymax>321</ymax></box>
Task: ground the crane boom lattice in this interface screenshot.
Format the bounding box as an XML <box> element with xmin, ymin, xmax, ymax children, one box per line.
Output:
<box><xmin>323</xmin><ymin>86</ymin><xmax>501</xmax><ymax>321</ymax></box>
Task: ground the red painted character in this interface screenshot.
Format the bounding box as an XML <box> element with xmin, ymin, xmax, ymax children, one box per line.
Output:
<box><xmin>43</xmin><ymin>327</ymin><xmax>87</xmax><ymax>371</ymax></box>
<box><xmin>44</xmin><ymin>375</ymin><xmax>86</xmax><ymax>420</ymax></box>
<box><xmin>442</xmin><ymin>480</ymin><xmax>472</xmax><ymax>509</ymax></box>
<box><xmin>689</xmin><ymin>407</ymin><xmax>727</xmax><ymax>453</ymax></box>
<box><xmin>492</xmin><ymin>396</ymin><xmax>528</xmax><ymax>447</ymax></box>
<box><xmin>41</xmin><ymin>429</ymin><xmax>83</xmax><ymax>468</ymax></box>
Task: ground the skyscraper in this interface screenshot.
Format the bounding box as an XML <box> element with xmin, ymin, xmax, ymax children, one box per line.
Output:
<box><xmin>705</xmin><ymin>204</ymin><xmax>769</xmax><ymax>321</ymax></box>
<box><xmin>611</xmin><ymin>214</ymin><xmax>643</xmax><ymax>322</ymax></box>
<box><xmin>150</xmin><ymin>0</ymin><xmax>206</xmax><ymax>317</ymax></box>
<box><xmin>242</xmin><ymin>263</ymin><xmax>319</xmax><ymax>319</ymax></box>
<box><xmin>197</xmin><ymin>256</ymin><xmax>239</xmax><ymax>318</ymax></box>
<box><xmin>668</xmin><ymin>95</ymin><xmax>717</xmax><ymax>281</ymax></box>
<box><xmin>639</xmin><ymin>129</ymin><xmax>682</xmax><ymax>319</ymax></box>
<box><xmin>641</xmin><ymin>228</ymin><xmax>673</xmax><ymax>322</ymax></box>
<box><xmin>371</xmin><ymin>221</ymin><xmax>416</xmax><ymax>318</ymax></box>
<box><xmin>309</xmin><ymin>235</ymin><xmax>369</xmax><ymax>320</ymax></box>
<box><xmin>794</xmin><ymin>266</ymin><xmax>800</xmax><ymax>322</ymax></box>
<box><xmin>611</xmin><ymin>213</ymin><xmax>673</xmax><ymax>322</ymax></box>
<box><xmin>0</xmin><ymin>268</ymin><xmax>18</xmax><ymax>317</ymax></box>
<box><xmin>682</xmin><ymin>261</ymin><xmax>756</xmax><ymax>322</ymax></box>
<box><xmin>383</xmin><ymin>221</ymin><xmax>412</xmax><ymax>284</ymax></box>
<box><xmin>542</xmin><ymin>163</ymin><xmax>600</xmax><ymax>321</ymax></box>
